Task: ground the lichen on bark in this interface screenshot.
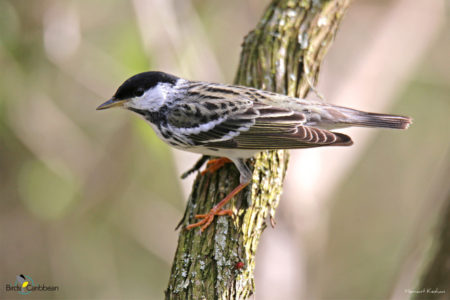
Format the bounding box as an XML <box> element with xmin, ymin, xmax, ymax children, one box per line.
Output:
<box><xmin>165</xmin><ymin>0</ymin><xmax>351</xmax><ymax>299</ymax></box>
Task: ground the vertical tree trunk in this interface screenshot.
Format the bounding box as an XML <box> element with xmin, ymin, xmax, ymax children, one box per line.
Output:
<box><xmin>165</xmin><ymin>0</ymin><xmax>351</xmax><ymax>299</ymax></box>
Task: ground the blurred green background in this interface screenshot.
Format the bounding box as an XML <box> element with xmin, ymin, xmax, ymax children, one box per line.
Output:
<box><xmin>0</xmin><ymin>0</ymin><xmax>448</xmax><ymax>299</ymax></box>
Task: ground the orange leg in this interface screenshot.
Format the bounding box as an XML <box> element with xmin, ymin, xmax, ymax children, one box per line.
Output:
<box><xmin>201</xmin><ymin>157</ymin><xmax>232</xmax><ymax>175</ymax></box>
<box><xmin>186</xmin><ymin>181</ymin><xmax>249</xmax><ymax>232</ymax></box>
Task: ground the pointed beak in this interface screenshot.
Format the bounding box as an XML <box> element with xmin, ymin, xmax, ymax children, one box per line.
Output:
<box><xmin>96</xmin><ymin>98</ymin><xmax>128</xmax><ymax>110</ymax></box>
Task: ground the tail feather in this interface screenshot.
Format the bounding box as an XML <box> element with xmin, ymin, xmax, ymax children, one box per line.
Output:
<box><xmin>350</xmin><ymin>112</ymin><xmax>412</xmax><ymax>130</ymax></box>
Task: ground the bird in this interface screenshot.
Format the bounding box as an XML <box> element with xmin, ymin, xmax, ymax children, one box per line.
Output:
<box><xmin>16</xmin><ymin>274</ymin><xmax>29</xmax><ymax>290</ymax></box>
<box><xmin>97</xmin><ymin>71</ymin><xmax>412</xmax><ymax>231</ymax></box>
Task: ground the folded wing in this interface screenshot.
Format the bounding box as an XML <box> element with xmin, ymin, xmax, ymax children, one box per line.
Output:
<box><xmin>166</xmin><ymin>83</ymin><xmax>353</xmax><ymax>149</ymax></box>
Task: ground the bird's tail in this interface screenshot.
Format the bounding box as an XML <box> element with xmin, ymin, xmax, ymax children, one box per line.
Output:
<box><xmin>324</xmin><ymin>105</ymin><xmax>412</xmax><ymax>130</ymax></box>
<box><xmin>348</xmin><ymin>111</ymin><xmax>412</xmax><ymax>129</ymax></box>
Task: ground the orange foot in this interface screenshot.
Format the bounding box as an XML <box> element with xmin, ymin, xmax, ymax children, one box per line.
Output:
<box><xmin>186</xmin><ymin>208</ymin><xmax>233</xmax><ymax>232</ymax></box>
<box><xmin>201</xmin><ymin>157</ymin><xmax>232</xmax><ymax>175</ymax></box>
<box><xmin>186</xmin><ymin>181</ymin><xmax>249</xmax><ymax>232</ymax></box>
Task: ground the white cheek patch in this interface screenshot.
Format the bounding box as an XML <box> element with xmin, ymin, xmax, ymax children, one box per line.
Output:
<box><xmin>125</xmin><ymin>82</ymin><xmax>173</xmax><ymax>111</ymax></box>
<box><xmin>141</xmin><ymin>84</ymin><xmax>167</xmax><ymax>109</ymax></box>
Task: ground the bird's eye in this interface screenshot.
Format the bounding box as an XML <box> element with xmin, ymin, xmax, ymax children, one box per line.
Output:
<box><xmin>134</xmin><ymin>88</ymin><xmax>145</xmax><ymax>97</ymax></box>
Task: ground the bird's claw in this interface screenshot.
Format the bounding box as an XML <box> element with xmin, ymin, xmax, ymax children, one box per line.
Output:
<box><xmin>201</xmin><ymin>157</ymin><xmax>232</xmax><ymax>175</ymax></box>
<box><xmin>186</xmin><ymin>209</ymin><xmax>233</xmax><ymax>232</ymax></box>
<box><xmin>185</xmin><ymin>176</ymin><xmax>249</xmax><ymax>232</ymax></box>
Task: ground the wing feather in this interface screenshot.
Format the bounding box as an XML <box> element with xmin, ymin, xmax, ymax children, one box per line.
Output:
<box><xmin>165</xmin><ymin>82</ymin><xmax>353</xmax><ymax>149</ymax></box>
<box><xmin>205</xmin><ymin>125</ymin><xmax>352</xmax><ymax>149</ymax></box>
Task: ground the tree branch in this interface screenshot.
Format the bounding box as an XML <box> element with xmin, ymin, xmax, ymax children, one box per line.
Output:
<box><xmin>165</xmin><ymin>0</ymin><xmax>351</xmax><ymax>298</ymax></box>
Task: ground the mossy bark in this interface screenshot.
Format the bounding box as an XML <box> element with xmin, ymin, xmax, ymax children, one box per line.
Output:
<box><xmin>165</xmin><ymin>0</ymin><xmax>351</xmax><ymax>299</ymax></box>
